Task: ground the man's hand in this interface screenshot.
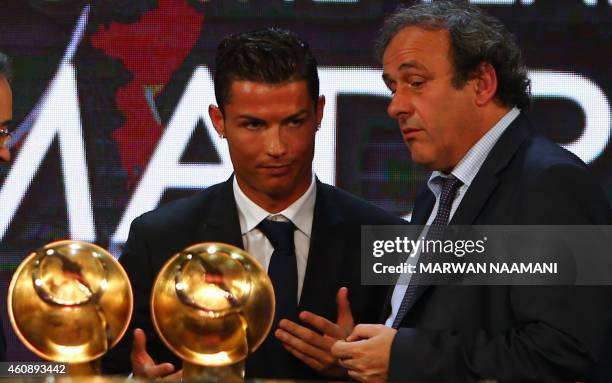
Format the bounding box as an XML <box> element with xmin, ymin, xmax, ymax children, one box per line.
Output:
<box><xmin>274</xmin><ymin>287</ymin><xmax>354</xmax><ymax>378</ymax></box>
<box><xmin>331</xmin><ymin>324</ymin><xmax>397</xmax><ymax>383</ymax></box>
<box><xmin>131</xmin><ymin>328</ymin><xmax>182</xmax><ymax>380</ymax></box>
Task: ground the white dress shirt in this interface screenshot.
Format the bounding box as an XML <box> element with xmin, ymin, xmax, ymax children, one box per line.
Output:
<box><xmin>385</xmin><ymin>107</ymin><xmax>520</xmax><ymax>327</ymax></box>
<box><xmin>233</xmin><ymin>175</ymin><xmax>316</xmax><ymax>303</ymax></box>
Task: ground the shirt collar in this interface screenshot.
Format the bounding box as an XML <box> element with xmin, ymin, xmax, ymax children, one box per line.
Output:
<box><xmin>233</xmin><ymin>175</ymin><xmax>316</xmax><ymax>237</ymax></box>
<box><xmin>428</xmin><ymin>107</ymin><xmax>520</xmax><ymax>191</ymax></box>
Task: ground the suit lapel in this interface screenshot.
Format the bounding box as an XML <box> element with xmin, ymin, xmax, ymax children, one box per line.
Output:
<box><xmin>451</xmin><ymin>115</ymin><xmax>530</xmax><ymax>225</ymax></box>
<box><xmin>450</xmin><ymin>176</ymin><xmax>499</xmax><ymax>225</ymax></box>
<box><xmin>192</xmin><ymin>177</ymin><xmax>244</xmax><ymax>250</ymax></box>
<box><xmin>299</xmin><ymin>180</ymin><xmax>345</xmax><ymax>313</ymax></box>
<box><xmin>410</xmin><ymin>187</ymin><xmax>436</xmax><ymax>225</ymax></box>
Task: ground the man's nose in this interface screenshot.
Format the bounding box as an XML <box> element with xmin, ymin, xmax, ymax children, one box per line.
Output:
<box><xmin>265</xmin><ymin>126</ymin><xmax>287</xmax><ymax>157</ymax></box>
<box><xmin>387</xmin><ymin>89</ymin><xmax>414</xmax><ymax>120</ymax></box>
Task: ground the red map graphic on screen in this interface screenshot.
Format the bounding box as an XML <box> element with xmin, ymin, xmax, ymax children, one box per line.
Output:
<box><xmin>90</xmin><ymin>0</ymin><xmax>204</xmax><ymax>188</ymax></box>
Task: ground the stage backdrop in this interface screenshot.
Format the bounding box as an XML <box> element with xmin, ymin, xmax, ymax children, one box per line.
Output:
<box><xmin>0</xmin><ymin>0</ymin><xmax>610</xmax><ymax>361</ymax></box>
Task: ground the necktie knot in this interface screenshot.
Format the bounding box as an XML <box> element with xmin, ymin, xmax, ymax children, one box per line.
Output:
<box><xmin>440</xmin><ymin>176</ymin><xmax>462</xmax><ymax>202</ymax></box>
<box><xmin>431</xmin><ymin>176</ymin><xmax>463</xmax><ymax>228</ymax></box>
<box><xmin>257</xmin><ymin>218</ymin><xmax>296</xmax><ymax>253</ymax></box>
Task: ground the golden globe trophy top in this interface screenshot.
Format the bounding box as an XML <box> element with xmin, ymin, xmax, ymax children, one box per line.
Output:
<box><xmin>151</xmin><ymin>242</ymin><xmax>275</xmax><ymax>382</ymax></box>
<box><xmin>7</xmin><ymin>240</ymin><xmax>133</xmax><ymax>375</ymax></box>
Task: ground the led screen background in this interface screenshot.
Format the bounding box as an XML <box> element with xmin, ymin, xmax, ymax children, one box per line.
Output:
<box><xmin>0</xmin><ymin>0</ymin><xmax>610</xmax><ymax>361</ymax></box>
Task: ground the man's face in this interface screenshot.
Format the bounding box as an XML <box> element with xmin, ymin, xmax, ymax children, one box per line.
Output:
<box><xmin>209</xmin><ymin>80</ymin><xmax>324</xmax><ymax>210</ymax></box>
<box><xmin>0</xmin><ymin>76</ymin><xmax>12</xmax><ymax>162</ymax></box>
<box><xmin>383</xmin><ymin>26</ymin><xmax>479</xmax><ymax>172</ymax></box>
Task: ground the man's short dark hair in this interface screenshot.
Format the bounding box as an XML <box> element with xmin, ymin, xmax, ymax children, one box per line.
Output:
<box><xmin>0</xmin><ymin>52</ymin><xmax>11</xmax><ymax>80</ymax></box>
<box><xmin>376</xmin><ymin>1</ymin><xmax>531</xmax><ymax>110</ymax></box>
<box><xmin>213</xmin><ymin>27</ymin><xmax>319</xmax><ymax>113</ymax></box>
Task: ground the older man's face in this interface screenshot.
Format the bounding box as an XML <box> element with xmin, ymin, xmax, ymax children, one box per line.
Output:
<box><xmin>0</xmin><ymin>75</ymin><xmax>13</xmax><ymax>162</ymax></box>
<box><xmin>382</xmin><ymin>26</ymin><xmax>479</xmax><ymax>172</ymax></box>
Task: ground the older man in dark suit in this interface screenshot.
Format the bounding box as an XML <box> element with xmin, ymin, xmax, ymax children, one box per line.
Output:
<box><xmin>101</xmin><ymin>28</ymin><xmax>404</xmax><ymax>380</ymax></box>
<box><xmin>281</xmin><ymin>2</ymin><xmax>611</xmax><ymax>382</ymax></box>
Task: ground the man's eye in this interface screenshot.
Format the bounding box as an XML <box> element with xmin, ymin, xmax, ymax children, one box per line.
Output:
<box><xmin>409</xmin><ymin>79</ymin><xmax>425</xmax><ymax>89</ymax></box>
<box><xmin>243</xmin><ymin>121</ymin><xmax>263</xmax><ymax>129</ymax></box>
<box><xmin>287</xmin><ymin>118</ymin><xmax>305</xmax><ymax>127</ymax></box>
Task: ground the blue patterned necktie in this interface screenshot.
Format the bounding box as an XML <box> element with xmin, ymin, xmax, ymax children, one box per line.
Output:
<box><xmin>391</xmin><ymin>176</ymin><xmax>463</xmax><ymax>329</ymax></box>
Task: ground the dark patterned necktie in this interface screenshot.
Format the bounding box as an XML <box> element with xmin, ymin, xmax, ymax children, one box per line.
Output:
<box><xmin>252</xmin><ymin>218</ymin><xmax>298</xmax><ymax>376</ymax></box>
<box><xmin>391</xmin><ymin>176</ymin><xmax>462</xmax><ymax>329</ymax></box>
<box><xmin>258</xmin><ymin>218</ymin><xmax>299</xmax><ymax>322</ymax></box>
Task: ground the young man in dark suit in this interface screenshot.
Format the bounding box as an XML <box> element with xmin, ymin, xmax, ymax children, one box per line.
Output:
<box><xmin>101</xmin><ymin>28</ymin><xmax>404</xmax><ymax>380</ymax></box>
<box><xmin>285</xmin><ymin>2</ymin><xmax>611</xmax><ymax>382</ymax></box>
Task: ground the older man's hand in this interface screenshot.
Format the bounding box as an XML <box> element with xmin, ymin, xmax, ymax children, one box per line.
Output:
<box><xmin>332</xmin><ymin>324</ymin><xmax>397</xmax><ymax>383</ymax></box>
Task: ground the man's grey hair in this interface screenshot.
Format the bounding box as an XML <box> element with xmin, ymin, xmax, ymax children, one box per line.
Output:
<box><xmin>376</xmin><ymin>0</ymin><xmax>530</xmax><ymax>110</ymax></box>
<box><xmin>0</xmin><ymin>52</ymin><xmax>11</xmax><ymax>80</ymax></box>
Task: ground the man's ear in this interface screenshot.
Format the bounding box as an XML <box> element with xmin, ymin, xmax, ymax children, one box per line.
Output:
<box><xmin>472</xmin><ymin>62</ymin><xmax>498</xmax><ymax>107</ymax></box>
<box><xmin>316</xmin><ymin>95</ymin><xmax>325</xmax><ymax>128</ymax></box>
<box><xmin>209</xmin><ymin>105</ymin><xmax>226</xmax><ymax>138</ymax></box>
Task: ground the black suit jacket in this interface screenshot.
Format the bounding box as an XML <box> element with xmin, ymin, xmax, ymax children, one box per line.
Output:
<box><xmin>102</xmin><ymin>177</ymin><xmax>404</xmax><ymax>379</ymax></box>
<box><xmin>387</xmin><ymin>114</ymin><xmax>612</xmax><ymax>382</ymax></box>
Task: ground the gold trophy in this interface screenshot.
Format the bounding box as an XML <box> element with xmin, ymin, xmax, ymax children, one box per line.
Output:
<box><xmin>8</xmin><ymin>240</ymin><xmax>133</xmax><ymax>375</ymax></box>
<box><xmin>151</xmin><ymin>242</ymin><xmax>274</xmax><ymax>381</ymax></box>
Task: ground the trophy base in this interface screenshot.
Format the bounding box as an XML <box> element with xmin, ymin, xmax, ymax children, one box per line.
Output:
<box><xmin>68</xmin><ymin>359</ymin><xmax>101</xmax><ymax>375</ymax></box>
<box><xmin>183</xmin><ymin>360</ymin><xmax>245</xmax><ymax>382</ymax></box>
